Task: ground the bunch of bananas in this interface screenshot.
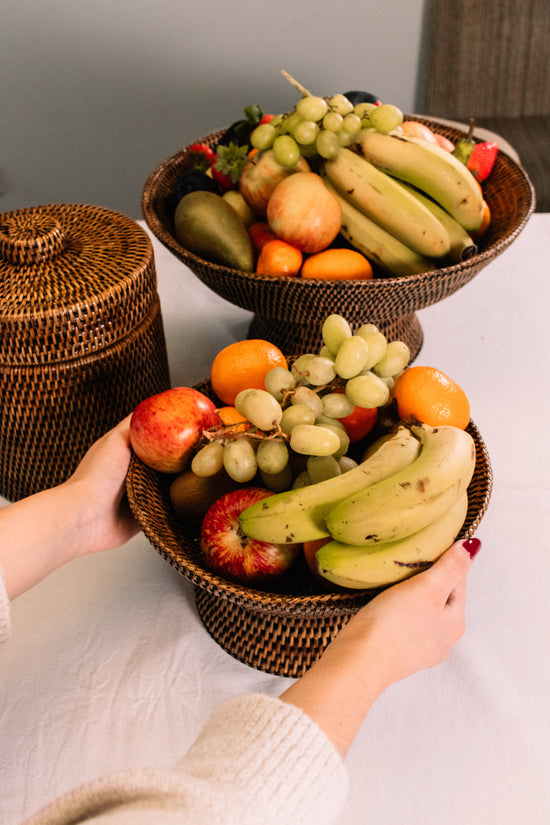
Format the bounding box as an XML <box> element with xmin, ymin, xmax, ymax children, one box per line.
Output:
<box><xmin>239</xmin><ymin>422</ymin><xmax>476</xmax><ymax>590</ymax></box>
<box><xmin>321</xmin><ymin>130</ymin><xmax>485</xmax><ymax>276</ymax></box>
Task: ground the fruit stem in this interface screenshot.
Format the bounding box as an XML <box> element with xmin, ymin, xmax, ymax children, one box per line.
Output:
<box><xmin>281</xmin><ymin>69</ymin><xmax>312</xmax><ymax>98</ymax></box>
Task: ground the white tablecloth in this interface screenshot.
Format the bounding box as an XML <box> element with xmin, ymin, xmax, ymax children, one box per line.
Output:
<box><xmin>2</xmin><ymin>214</ymin><xmax>549</xmax><ymax>824</ymax></box>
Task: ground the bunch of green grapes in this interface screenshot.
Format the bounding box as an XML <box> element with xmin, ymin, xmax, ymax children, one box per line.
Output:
<box><xmin>250</xmin><ymin>93</ymin><xmax>404</xmax><ymax>166</ymax></box>
<box><xmin>190</xmin><ymin>314</ymin><xmax>410</xmax><ymax>492</ymax></box>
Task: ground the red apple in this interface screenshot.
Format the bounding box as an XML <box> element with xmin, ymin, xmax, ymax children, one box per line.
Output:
<box><xmin>200</xmin><ymin>487</ymin><xmax>300</xmax><ymax>585</ymax></box>
<box><xmin>239</xmin><ymin>149</ymin><xmax>310</xmax><ymax>216</ymax></box>
<box><xmin>266</xmin><ymin>172</ymin><xmax>342</xmax><ymax>254</ymax></box>
<box><xmin>130</xmin><ymin>387</ymin><xmax>221</xmax><ymax>473</ymax></box>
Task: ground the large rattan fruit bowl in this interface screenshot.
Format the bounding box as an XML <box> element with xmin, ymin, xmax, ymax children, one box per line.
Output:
<box><xmin>126</xmin><ymin>379</ymin><xmax>494</xmax><ymax>678</ymax></box>
<box><xmin>142</xmin><ymin>117</ymin><xmax>535</xmax><ymax>360</ymax></box>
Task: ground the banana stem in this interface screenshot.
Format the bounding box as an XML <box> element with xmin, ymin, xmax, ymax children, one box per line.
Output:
<box><xmin>281</xmin><ymin>69</ymin><xmax>312</xmax><ymax>98</ymax></box>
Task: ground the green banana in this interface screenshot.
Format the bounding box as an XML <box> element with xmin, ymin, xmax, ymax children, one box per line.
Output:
<box><xmin>238</xmin><ymin>425</ymin><xmax>421</xmax><ymax>544</ymax></box>
<box><xmin>322</xmin><ymin>149</ymin><xmax>450</xmax><ymax>258</ymax></box>
<box><xmin>322</xmin><ymin>178</ymin><xmax>434</xmax><ymax>277</ymax></box>
<box><xmin>325</xmin><ymin>423</ymin><xmax>476</xmax><ymax>546</ymax></box>
<box><xmin>358</xmin><ymin>129</ymin><xmax>484</xmax><ymax>231</ymax></box>
<box><xmin>400</xmin><ymin>183</ymin><xmax>478</xmax><ymax>264</ymax></box>
<box><xmin>315</xmin><ymin>492</ymin><xmax>468</xmax><ymax>589</ymax></box>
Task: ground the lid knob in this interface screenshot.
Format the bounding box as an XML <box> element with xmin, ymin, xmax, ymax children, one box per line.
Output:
<box><xmin>0</xmin><ymin>212</ymin><xmax>66</xmax><ymax>265</ymax></box>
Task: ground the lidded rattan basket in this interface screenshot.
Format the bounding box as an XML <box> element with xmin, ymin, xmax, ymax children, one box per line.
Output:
<box><xmin>0</xmin><ymin>203</ymin><xmax>171</xmax><ymax>502</ymax></box>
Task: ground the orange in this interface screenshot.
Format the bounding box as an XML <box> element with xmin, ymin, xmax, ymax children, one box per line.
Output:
<box><xmin>392</xmin><ymin>366</ymin><xmax>470</xmax><ymax>429</ymax></box>
<box><xmin>301</xmin><ymin>247</ymin><xmax>373</xmax><ymax>280</ymax></box>
<box><xmin>210</xmin><ymin>339</ymin><xmax>288</xmax><ymax>405</ymax></box>
<box><xmin>256</xmin><ymin>239</ymin><xmax>303</xmax><ymax>277</ymax></box>
<box><xmin>217</xmin><ymin>406</ymin><xmax>250</xmax><ymax>432</ymax></box>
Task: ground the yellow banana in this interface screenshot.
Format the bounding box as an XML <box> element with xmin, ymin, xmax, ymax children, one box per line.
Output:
<box><xmin>322</xmin><ymin>178</ymin><xmax>434</xmax><ymax>277</ymax></box>
<box><xmin>400</xmin><ymin>183</ymin><xmax>478</xmax><ymax>263</ymax></box>
<box><xmin>325</xmin><ymin>423</ymin><xmax>476</xmax><ymax>545</ymax></box>
<box><xmin>238</xmin><ymin>425</ymin><xmax>421</xmax><ymax>544</ymax></box>
<box><xmin>322</xmin><ymin>149</ymin><xmax>450</xmax><ymax>258</ymax></box>
<box><xmin>358</xmin><ymin>129</ymin><xmax>484</xmax><ymax>231</ymax></box>
<box><xmin>314</xmin><ymin>492</ymin><xmax>468</xmax><ymax>589</ymax></box>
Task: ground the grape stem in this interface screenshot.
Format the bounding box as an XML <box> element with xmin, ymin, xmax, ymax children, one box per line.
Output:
<box><xmin>201</xmin><ymin>423</ymin><xmax>288</xmax><ymax>445</ymax></box>
<box><xmin>281</xmin><ymin>69</ymin><xmax>312</xmax><ymax>98</ymax></box>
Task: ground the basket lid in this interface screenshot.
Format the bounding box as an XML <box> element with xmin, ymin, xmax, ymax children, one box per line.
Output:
<box><xmin>0</xmin><ymin>204</ymin><xmax>159</xmax><ymax>366</ymax></box>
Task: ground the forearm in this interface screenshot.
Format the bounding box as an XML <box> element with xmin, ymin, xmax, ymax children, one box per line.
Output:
<box><xmin>280</xmin><ymin>613</ymin><xmax>388</xmax><ymax>757</ymax></box>
<box><xmin>0</xmin><ymin>479</ymin><xmax>93</xmax><ymax>599</ymax></box>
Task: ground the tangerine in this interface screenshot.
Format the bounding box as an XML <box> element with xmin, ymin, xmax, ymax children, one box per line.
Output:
<box><xmin>301</xmin><ymin>248</ymin><xmax>373</xmax><ymax>280</ymax></box>
<box><xmin>256</xmin><ymin>238</ymin><xmax>303</xmax><ymax>277</ymax></box>
<box><xmin>210</xmin><ymin>339</ymin><xmax>288</xmax><ymax>406</ymax></box>
<box><xmin>392</xmin><ymin>366</ymin><xmax>470</xmax><ymax>430</ymax></box>
<box><xmin>217</xmin><ymin>406</ymin><xmax>250</xmax><ymax>432</ymax></box>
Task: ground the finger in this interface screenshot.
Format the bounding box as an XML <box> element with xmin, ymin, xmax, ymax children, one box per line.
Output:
<box><xmin>425</xmin><ymin>538</ymin><xmax>480</xmax><ymax>602</ymax></box>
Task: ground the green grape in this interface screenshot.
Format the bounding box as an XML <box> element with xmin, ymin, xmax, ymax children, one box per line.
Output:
<box><xmin>273</xmin><ymin>134</ymin><xmax>301</xmax><ymax>167</ymax></box>
<box><xmin>322</xmin><ymin>111</ymin><xmax>344</xmax><ymax>132</ymax></box>
<box><xmin>292</xmin><ymin>119</ymin><xmax>320</xmax><ymax>145</ymax></box>
<box><xmin>304</xmin><ymin>355</ymin><xmax>337</xmax><ymax>386</ymax></box>
<box><xmin>280</xmin><ymin>403</ymin><xmax>316</xmax><ymax>435</ymax></box>
<box><xmin>256</xmin><ymin>439</ymin><xmax>289</xmax><ymax>475</ymax></box>
<box><xmin>353</xmin><ymin>102</ymin><xmax>377</xmax><ymax>122</ymax></box>
<box><xmin>356</xmin><ymin>327</ymin><xmax>388</xmax><ymax>370</ymax></box>
<box><xmin>328</xmin><ymin>94</ymin><xmax>354</xmax><ymax>115</ymax></box>
<box><xmin>346</xmin><ymin>372</ymin><xmax>390</xmax><ymax>408</ymax></box>
<box><xmin>280</xmin><ymin>110</ymin><xmax>302</xmax><ymax>134</ymax></box>
<box><xmin>265</xmin><ymin>366</ymin><xmax>296</xmax><ymax>402</ymax></box>
<box><xmin>190</xmin><ymin>441</ymin><xmax>225</xmax><ymax>477</ymax></box>
<box><xmin>292</xmin><ymin>470</ymin><xmax>311</xmax><ymax>489</ymax></box>
<box><xmin>337</xmin><ymin>130</ymin><xmax>356</xmax><ymax>147</ymax></box>
<box><xmin>319</xmin><ymin>345</ymin><xmax>333</xmax><ymax>359</ymax></box>
<box><xmin>368</xmin><ymin>103</ymin><xmax>404</xmax><ymax>133</ymax></box>
<box><xmin>223</xmin><ymin>439</ymin><xmax>257</xmax><ymax>483</ymax></box>
<box><xmin>291</xmin><ymin>353</ymin><xmax>316</xmax><ymax>381</ymax></box>
<box><xmin>380</xmin><ymin>375</ymin><xmax>395</xmax><ymax>392</ymax></box>
<box><xmin>316</xmin><ymin>130</ymin><xmax>340</xmax><ymax>159</ymax></box>
<box><xmin>341</xmin><ymin>113</ymin><xmax>362</xmax><ymax>136</ymax></box>
<box><xmin>334</xmin><ymin>335</ymin><xmax>370</xmax><ymax>379</ymax></box>
<box><xmin>296</xmin><ymin>95</ymin><xmax>329</xmax><ymax>122</ymax></box>
<box><xmin>306</xmin><ymin>455</ymin><xmax>342</xmax><ymax>484</ymax></box>
<box><xmin>315</xmin><ymin>413</ymin><xmax>346</xmax><ymax>431</ymax></box>
<box><xmin>321</xmin><ymin>392</ymin><xmax>355</xmax><ymax>419</ymax></box>
<box><xmin>338</xmin><ymin>455</ymin><xmax>358</xmax><ymax>474</ymax></box>
<box><xmin>322</xmin><ymin>314</ymin><xmax>352</xmax><ymax>356</ymax></box>
<box><xmin>250</xmin><ymin>123</ymin><xmax>277</xmax><ymax>151</ymax></box>
<box><xmin>260</xmin><ymin>464</ymin><xmax>294</xmax><ymax>493</ymax></box>
<box><xmin>373</xmin><ymin>340</ymin><xmax>411</xmax><ymax>378</ymax></box>
<box><xmin>291</xmin><ymin>386</ymin><xmax>324</xmax><ymax>417</ymax></box>
<box><xmin>290</xmin><ymin>424</ymin><xmax>341</xmax><ymax>456</ymax></box>
<box><xmin>270</xmin><ymin>113</ymin><xmax>285</xmax><ymax>129</ymax></box>
<box><xmin>235</xmin><ymin>388</ymin><xmax>283</xmax><ymax>431</ymax></box>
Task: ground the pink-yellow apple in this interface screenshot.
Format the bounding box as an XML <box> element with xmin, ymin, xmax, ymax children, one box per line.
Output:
<box><xmin>266</xmin><ymin>172</ymin><xmax>342</xmax><ymax>253</ymax></box>
<box><xmin>400</xmin><ymin>120</ymin><xmax>439</xmax><ymax>145</ymax></box>
<box><xmin>239</xmin><ymin>149</ymin><xmax>310</xmax><ymax>216</ymax></box>
<box><xmin>200</xmin><ymin>487</ymin><xmax>300</xmax><ymax>585</ymax></box>
<box><xmin>130</xmin><ymin>387</ymin><xmax>221</xmax><ymax>474</ymax></box>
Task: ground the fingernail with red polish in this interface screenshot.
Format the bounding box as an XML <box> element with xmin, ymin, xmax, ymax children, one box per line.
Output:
<box><xmin>463</xmin><ymin>537</ymin><xmax>481</xmax><ymax>558</ymax></box>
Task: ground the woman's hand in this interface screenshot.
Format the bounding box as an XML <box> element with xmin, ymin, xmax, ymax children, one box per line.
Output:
<box><xmin>67</xmin><ymin>415</ymin><xmax>140</xmax><ymax>556</ymax></box>
<box><xmin>280</xmin><ymin>539</ymin><xmax>480</xmax><ymax>756</ymax></box>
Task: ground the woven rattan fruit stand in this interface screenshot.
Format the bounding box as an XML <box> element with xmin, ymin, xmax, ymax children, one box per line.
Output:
<box><xmin>0</xmin><ymin>204</ymin><xmax>171</xmax><ymax>502</ymax></box>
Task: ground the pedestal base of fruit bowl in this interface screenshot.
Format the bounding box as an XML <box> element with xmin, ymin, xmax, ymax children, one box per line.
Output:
<box><xmin>248</xmin><ymin>311</ymin><xmax>424</xmax><ymax>361</ymax></box>
<box><xmin>194</xmin><ymin>586</ymin><xmax>363</xmax><ymax>678</ymax></box>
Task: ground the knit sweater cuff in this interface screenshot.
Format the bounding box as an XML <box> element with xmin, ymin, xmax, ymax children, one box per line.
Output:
<box><xmin>0</xmin><ymin>564</ymin><xmax>12</xmax><ymax>644</ymax></box>
<box><xmin>177</xmin><ymin>692</ymin><xmax>349</xmax><ymax>825</ymax></box>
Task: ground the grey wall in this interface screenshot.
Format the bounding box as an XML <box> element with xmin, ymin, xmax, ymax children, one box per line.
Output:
<box><xmin>1</xmin><ymin>0</ymin><xmax>425</xmax><ymax>219</ymax></box>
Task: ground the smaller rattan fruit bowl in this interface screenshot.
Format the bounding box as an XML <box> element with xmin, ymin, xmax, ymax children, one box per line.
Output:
<box><xmin>126</xmin><ymin>380</ymin><xmax>493</xmax><ymax>678</ymax></box>
<box><xmin>142</xmin><ymin>116</ymin><xmax>535</xmax><ymax>360</ymax></box>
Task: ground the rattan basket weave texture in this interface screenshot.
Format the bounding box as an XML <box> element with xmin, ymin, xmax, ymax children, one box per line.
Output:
<box><xmin>126</xmin><ymin>380</ymin><xmax>494</xmax><ymax>678</ymax></box>
<box><xmin>142</xmin><ymin>117</ymin><xmax>535</xmax><ymax>357</ymax></box>
<box><xmin>0</xmin><ymin>204</ymin><xmax>171</xmax><ymax>501</ymax></box>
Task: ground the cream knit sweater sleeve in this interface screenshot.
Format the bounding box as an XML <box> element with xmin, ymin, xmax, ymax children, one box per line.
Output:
<box><xmin>22</xmin><ymin>694</ymin><xmax>349</xmax><ymax>825</ymax></box>
<box><xmin>0</xmin><ymin>571</ymin><xmax>348</xmax><ymax>825</ymax></box>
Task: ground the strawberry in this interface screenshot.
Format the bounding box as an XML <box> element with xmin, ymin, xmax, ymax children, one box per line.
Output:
<box><xmin>467</xmin><ymin>141</ymin><xmax>498</xmax><ymax>182</ymax></box>
<box><xmin>212</xmin><ymin>143</ymin><xmax>250</xmax><ymax>190</ymax></box>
